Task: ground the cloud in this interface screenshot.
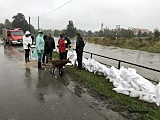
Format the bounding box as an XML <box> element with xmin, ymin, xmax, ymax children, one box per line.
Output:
<box><xmin>0</xmin><ymin>0</ymin><xmax>160</xmax><ymax>31</ymax></box>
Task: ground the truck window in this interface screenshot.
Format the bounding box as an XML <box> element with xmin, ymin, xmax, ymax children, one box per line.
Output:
<box><xmin>11</xmin><ymin>31</ymin><xmax>24</xmax><ymax>36</ymax></box>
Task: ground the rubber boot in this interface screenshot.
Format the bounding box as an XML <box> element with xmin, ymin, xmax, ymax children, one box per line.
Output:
<box><xmin>28</xmin><ymin>57</ymin><xmax>30</xmax><ymax>62</ymax></box>
<box><xmin>25</xmin><ymin>57</ymin><xmax>28</xmax><ymax>63</ymax></box>
<box><xmin>38</xmin><ymin>62</ymin><xmax>45</xmax><ymax>70</ymax></box>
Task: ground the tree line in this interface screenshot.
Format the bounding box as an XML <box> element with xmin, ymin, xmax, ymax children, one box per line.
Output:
<box><xmin>0</xmin><ymin>13</ymin><xmax>36</xmax><ymax>35</ymax></box>
<box><xmin>0</xmin><ymin>13</ymin><xmax>160</xmax><ymax>40</ymax></box>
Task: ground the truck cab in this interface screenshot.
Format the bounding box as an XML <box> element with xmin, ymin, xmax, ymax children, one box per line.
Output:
<box><xmin>3</xmin><ymin>28</ymin><xmax>24</xmax><ymax>45</ymax></box>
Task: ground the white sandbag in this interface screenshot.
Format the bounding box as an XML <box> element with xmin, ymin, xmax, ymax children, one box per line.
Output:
<box><xmin>122</xmin><ymin>81</ymin><xmax>131</xmax><ymax>89</ymax></box>
<box><xmin>130</xmin><ymin>89</ymin><xmax>141</xmax><ymax>98</ymax></box>
<box><xmin>131</xmin><ymin>81</ymin><xmax>140</xmax><ymax>91</ymax></box>
<box><xmin>66</xmin><ymin>50</ymin><xmax>160</xmax><ymax>106</ymax></box>
<box><xmin>113</xmin><ymin>81</ymin><xmax>122</xmax><ymax>88</ymax></box>
<box><xmin>67</xmin><ymin>51</ymin><xmax>77</xmax><ymax>65</ymax></box>
<box><xmin>119</xmin><ymin>67</ymin><xmax>131</xmax><ymax>81</ymax></box>
<box><xmin>139</xmin><ymin>93</ymin><xmax>157</xmax><ymax>103</ymax></box>
<box><xmin>156</xmin><ymin>83</ymin><xmax>160</xmax><ymax>96</ymax></box>
<box><xmin>155</xmin><ymin>97</ymin><xmax>160</xmax><ymax>106</ymax></box>
<box><xmin>116</xmin><ymin>77</ymin><xmax>124</xmax><ymax>84</ymax></box>
<box><xmin>113</xmin><ymin>86</ymin><xmax>129</xmax><ymax>95</ymax></box>
<box><xmin>128</xmin><ymin>68</ymin><xmax>137</xmax><ymax>75</ymax></box>
<box><xmin>109</xmin><ymin>66</ymin><xmax>120</xmax><ymax>78</ymax></box>
<box><xmin>109</xmin><ymin>77</ymin><xmax>116</xmax><ymax>83</ymax></box>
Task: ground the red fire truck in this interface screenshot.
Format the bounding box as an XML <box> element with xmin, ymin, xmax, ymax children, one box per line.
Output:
<box><xmin>3</xmin><ymin>28</ymin><xmax>24</xmax><ymax>45</ymax></box>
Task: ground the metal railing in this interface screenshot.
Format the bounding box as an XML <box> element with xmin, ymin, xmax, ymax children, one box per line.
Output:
<box><xmin>83</xmin><ymin>51</ymin><xmax>160</xmax><ymax>83</ymax></box>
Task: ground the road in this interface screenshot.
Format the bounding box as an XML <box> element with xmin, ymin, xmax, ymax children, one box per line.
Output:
<box><xmin>0</xmin><ymin>45</ymin><xmax>106</xmax><ymax>120</ymax></box>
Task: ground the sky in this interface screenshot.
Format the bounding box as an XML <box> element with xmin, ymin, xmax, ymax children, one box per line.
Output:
<box><xmin>0</xmin><ymin>0</ymin><xmax>160</xmax><ymax>31</ymax></box>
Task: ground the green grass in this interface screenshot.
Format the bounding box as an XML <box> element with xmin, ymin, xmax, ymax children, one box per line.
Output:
<box><xmin>85</xmin><ymin>37</ymin><xmax>160</xmax><ymax>53</ymax></box>
<box><xmin>52</xmin><ymin>51</ymin><xmax>59</xmax><ymax>59</ymax></box>
<box><xmin>69</xmin><ymin>67</ymin><xmax>160</xmax><ymax>120</ymax></box>
<box><xmin>53</xmin><ymin>51</ymin><xmax>160</xmax><ymax>120</ymax></box>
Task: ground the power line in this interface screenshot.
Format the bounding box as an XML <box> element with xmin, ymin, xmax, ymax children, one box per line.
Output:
<box><xmin>40</xmin><ymin>0</ymin><xmax>74</xmax><ymax>17</ymax></box>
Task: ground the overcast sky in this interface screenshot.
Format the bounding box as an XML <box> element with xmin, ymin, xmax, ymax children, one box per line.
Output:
<box><xmin>0</xmin><ymin>0</ymin><xmax>160</xmax><ymax>31</ymax></box>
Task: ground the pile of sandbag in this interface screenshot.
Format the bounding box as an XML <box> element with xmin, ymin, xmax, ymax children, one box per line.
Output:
<box><xmin>67</xmin><ymin>51</ymin><xmax>160</xmax><ymax>106</ymax></box>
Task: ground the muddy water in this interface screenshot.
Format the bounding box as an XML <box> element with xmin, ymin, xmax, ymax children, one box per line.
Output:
<box><xmin>54</xmin><ymin>38</ymin><xmax>160</xmax><ymax>81</ymax></box>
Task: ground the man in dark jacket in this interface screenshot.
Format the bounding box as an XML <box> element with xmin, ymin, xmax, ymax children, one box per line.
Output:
<box><xmin>76</xmin><ymin>33</ymin><xmax>85</xmax><ymax>69</ymax></box>
<box><xmin>48</xmin><ymin>33</ymin><xmax>55</xmax><ymax>60</ymax></box>
<box><xmin>42</xmin><ymin>35</ymin><xmax>50</xmax><ymax>65</ymax></box>
<box><xmin>63</xmin><ymin>33</ymin><xmax>71</xmax><ymax>60</ymax></box>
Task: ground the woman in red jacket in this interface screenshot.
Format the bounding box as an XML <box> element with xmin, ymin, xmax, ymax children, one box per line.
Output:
<box><xmin>58</xmin><ymin>35</ymin><xmax>66</xmax><ymax>60</ymax></box>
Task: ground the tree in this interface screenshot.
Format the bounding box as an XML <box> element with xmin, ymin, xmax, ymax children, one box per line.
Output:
<box><xmin>148</xmin><ymin>31</ymin><xmax>153</xmax><ymax>39</ymax></box>
<box><xmin>98</xmin><ymin>30</ymin><xmax>104</xmax><ymax>37</ymax></box>
<box><xmin>153</xmin><ymin>28</ymin><xmax>160</xmax><ymax>38</ymax></box>
<box><xmin>54</xmin><ymin>29</ymin><xmax>60</xmax><ymax>37</ymax></box>
<box><xmin>141</xmin><ymin>32</ymin><xmax>148</xmax><ymax>37</ymax></box>
<box><xmin>12</xmin><ymin>13</ymin><xmax>29</xmax><ymax>32</ymax></box>
<box><xmin>77</xmin><ymin>29</ymin><xmax>85</xmax><ymax>37</ymax></box>
<box><xmin>4</xmin><ymin>19</ymin><xmax>12</xmax><ymax>28</ymax></box>
<box><xmin>138</xmin><ymin>30</ymin><xmax>141</xmax><ymax>37</ymax></box>
<box><xmin>87</xmin><ymin>30</ymin><xmax>93</xmax><ymax>37</ymax></box>
<box><xmin>65</xmin><ymin>20</ymin><xmax>77</xmax><ymax>38</ymax></box>
<box><xmin>0</xmin><ymin>23</ymin><xmax>4</xmax><ymax>35</ymax></box>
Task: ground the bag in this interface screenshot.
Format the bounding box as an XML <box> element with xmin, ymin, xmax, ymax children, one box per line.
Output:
<box><xmin>32</xmin><ymin>49</ymin><xmax>38</xmax><ymax>58</ymax></box>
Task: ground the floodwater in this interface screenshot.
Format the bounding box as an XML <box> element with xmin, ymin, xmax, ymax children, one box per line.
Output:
<box><xmin>56</xmin><ymin>38</ymin><xmax>160</xmax><ymax>81</ymax></box>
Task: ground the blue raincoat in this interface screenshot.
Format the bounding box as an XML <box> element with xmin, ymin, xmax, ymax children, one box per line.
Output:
<box><xmin>32</xmin><ymin>34</ymin><xmax>45</xmax><ymax>61</ymax></box>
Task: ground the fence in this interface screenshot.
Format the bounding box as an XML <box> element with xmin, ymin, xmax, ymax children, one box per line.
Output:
<box><xmin>83</xmin><ymin>51</ymin><xmax>160</xmax><ymax>83</ymax></box>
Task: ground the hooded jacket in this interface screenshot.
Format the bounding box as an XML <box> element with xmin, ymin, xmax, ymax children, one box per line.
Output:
<box><xmin>32</xmin><ymin>33</ymin><xmax>45</xmax><ymax>58</ymax></box>
<box><xmin>36</xmin><ymin>34</ymin><xmax>45</xmax><ymax>53</ymax></box>
<box><xmin>23</xmin><ymin>31</ymin><xmax>32</xmax><ymax>49</ymax></box>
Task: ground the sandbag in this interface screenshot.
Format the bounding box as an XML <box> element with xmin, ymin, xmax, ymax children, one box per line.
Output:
<box><xmin>139</xmin><ymin>93</ymin><xmax>157</xmax><ymax>103</ymax></box>
<box><xmin>131</xmin><ymin>81</ymin><xmax>140</xmax><ymax>91</ymax></box>
<box><xmin>113</xmin><ymin>86</ymin><xmax>129</xmax><ymax>95</ymax></box>
<box><xmin>156</xmin><ymin>83</ymin><xmax>160</xmax><ymax>96</ymax></box>
<box><xmin>129</xmin><ymin>89</ymin><xmax>141</xmax><ymax>98</ymax></box>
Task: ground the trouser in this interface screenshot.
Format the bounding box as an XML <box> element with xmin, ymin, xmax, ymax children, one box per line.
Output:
<box><xmin>25</xmin><ymin>49</ymin><xmax>30</xmax><ymax>62</ymax></box>
<box><xmin>38</xmin><ymin>53</ymin><xmax>43</xmax><ymax>69</ymax></box>
<box><xmin>38</xmin><ymin>53</ymin><xmax>43</xmax><ymax>62</ymax></box>
<box><xmin>59</xmin><ymin>53</ymin><xmax>64</xmax><ymax>60</ymax></box>
<box><xmin>77</xmin><ymin>53</ymin><xmax>83</xmax><ymax>68</ymax></box>
<box><xmin>42</xmin><ymin>53</ymin><xmax>49</xmax><ymax>64</ymax></box>
<box><xmin>64</xmin><ymin>50</ymin><xmax>68</xmax><ymax>60</ymax></box>
<box><xmin>49</xmin><ymin>49</ymin><xmax>53</xmax><ymax>60</ymax></box>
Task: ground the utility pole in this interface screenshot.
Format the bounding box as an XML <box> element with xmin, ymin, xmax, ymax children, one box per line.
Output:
<box><xmin>38</xmin><ymin>16</ymin><xmax>40</xmax><ymax>31</ymax></box>
<box><xmin>29</xmin><ymin>17</ymin><xmax>31</xmax><ymax>31</ymax></box>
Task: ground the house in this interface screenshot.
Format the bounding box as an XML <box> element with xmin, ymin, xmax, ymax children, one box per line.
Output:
<box><xmin>133</xmin><ymin>28</ymin><xmax>150</xmax><ymax>35</ymax></box>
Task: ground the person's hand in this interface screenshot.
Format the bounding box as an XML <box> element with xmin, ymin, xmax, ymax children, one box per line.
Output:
<box><xmin>28</xmin><ymin>43</ymin><xmax>31</xmax><ymax>48</ymax></box>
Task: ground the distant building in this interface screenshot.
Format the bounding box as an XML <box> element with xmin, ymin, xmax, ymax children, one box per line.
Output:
<box><xmin>116</xmin><ymin>25</ymin><xmax>120</xmax><ymax>30</ymax></box>
<box><xmin>133</xmin><ymin>28</ymin><xmax>150</xmax><ymax>35</ymax></box>
<box><xmin>101</xmin><ymin>23</ymin><xmax>104</xmax><ymax>32</ymax></box>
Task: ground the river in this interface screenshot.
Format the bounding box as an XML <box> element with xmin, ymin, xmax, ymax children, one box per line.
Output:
<box><xmin>55</xmin><ymin>38</ymin><xmax>160</xmax><ymax>81</ymax></box>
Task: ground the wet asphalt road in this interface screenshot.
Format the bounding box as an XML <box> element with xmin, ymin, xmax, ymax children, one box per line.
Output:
<box><xmin>0</xmin><ymin>45</ymin><xmax>106</xmax><ymax>120</ymax></box>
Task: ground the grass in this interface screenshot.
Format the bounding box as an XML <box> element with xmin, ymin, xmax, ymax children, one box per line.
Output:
<box><xmin>85</xmin><ymin>37</ymin><xmax>160</xmax><ymax>53</ymax></box>
<box><xmin>53</xmin><ymin>51</ymin><xmax>160</xmax><ymax>120</ymax></box>
<box><xmin>69</xmin><ymin>67</ymin><xmax>160</xmax><ymax>120</ymax></box>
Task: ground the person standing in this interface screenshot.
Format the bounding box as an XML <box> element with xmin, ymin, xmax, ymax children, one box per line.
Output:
<box><xmin>58</xmin><ymin>35</ymin><xmax>66</xmax><ymax>60</ymax></box>
<box><xmin>42</xmin><ymin>35</ymin><xmax>50</xmax><ymax>65</ymax></box>
<box><xmin>48</xmin><ymin>33</ymin><xmax>55</xmax><ymax>60</ymax></box>
<box><xmin>35</xmin><ymin>30</ymin><xmax>45</xmax><ymax>70</ymax></box>
<box><xmin>76</xmin><ymin>33</ymin><xmax>85</xmax><ymax>69</ymax></box>
<box><xmin>23</xmin><ymin>31</ymin><xmax>32</xmax><ymax>63</ymax></box>
<box><xmin>63</xmin><ymin>33</ymin><xmax>71</xmax><ymax>60</ymax></box>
